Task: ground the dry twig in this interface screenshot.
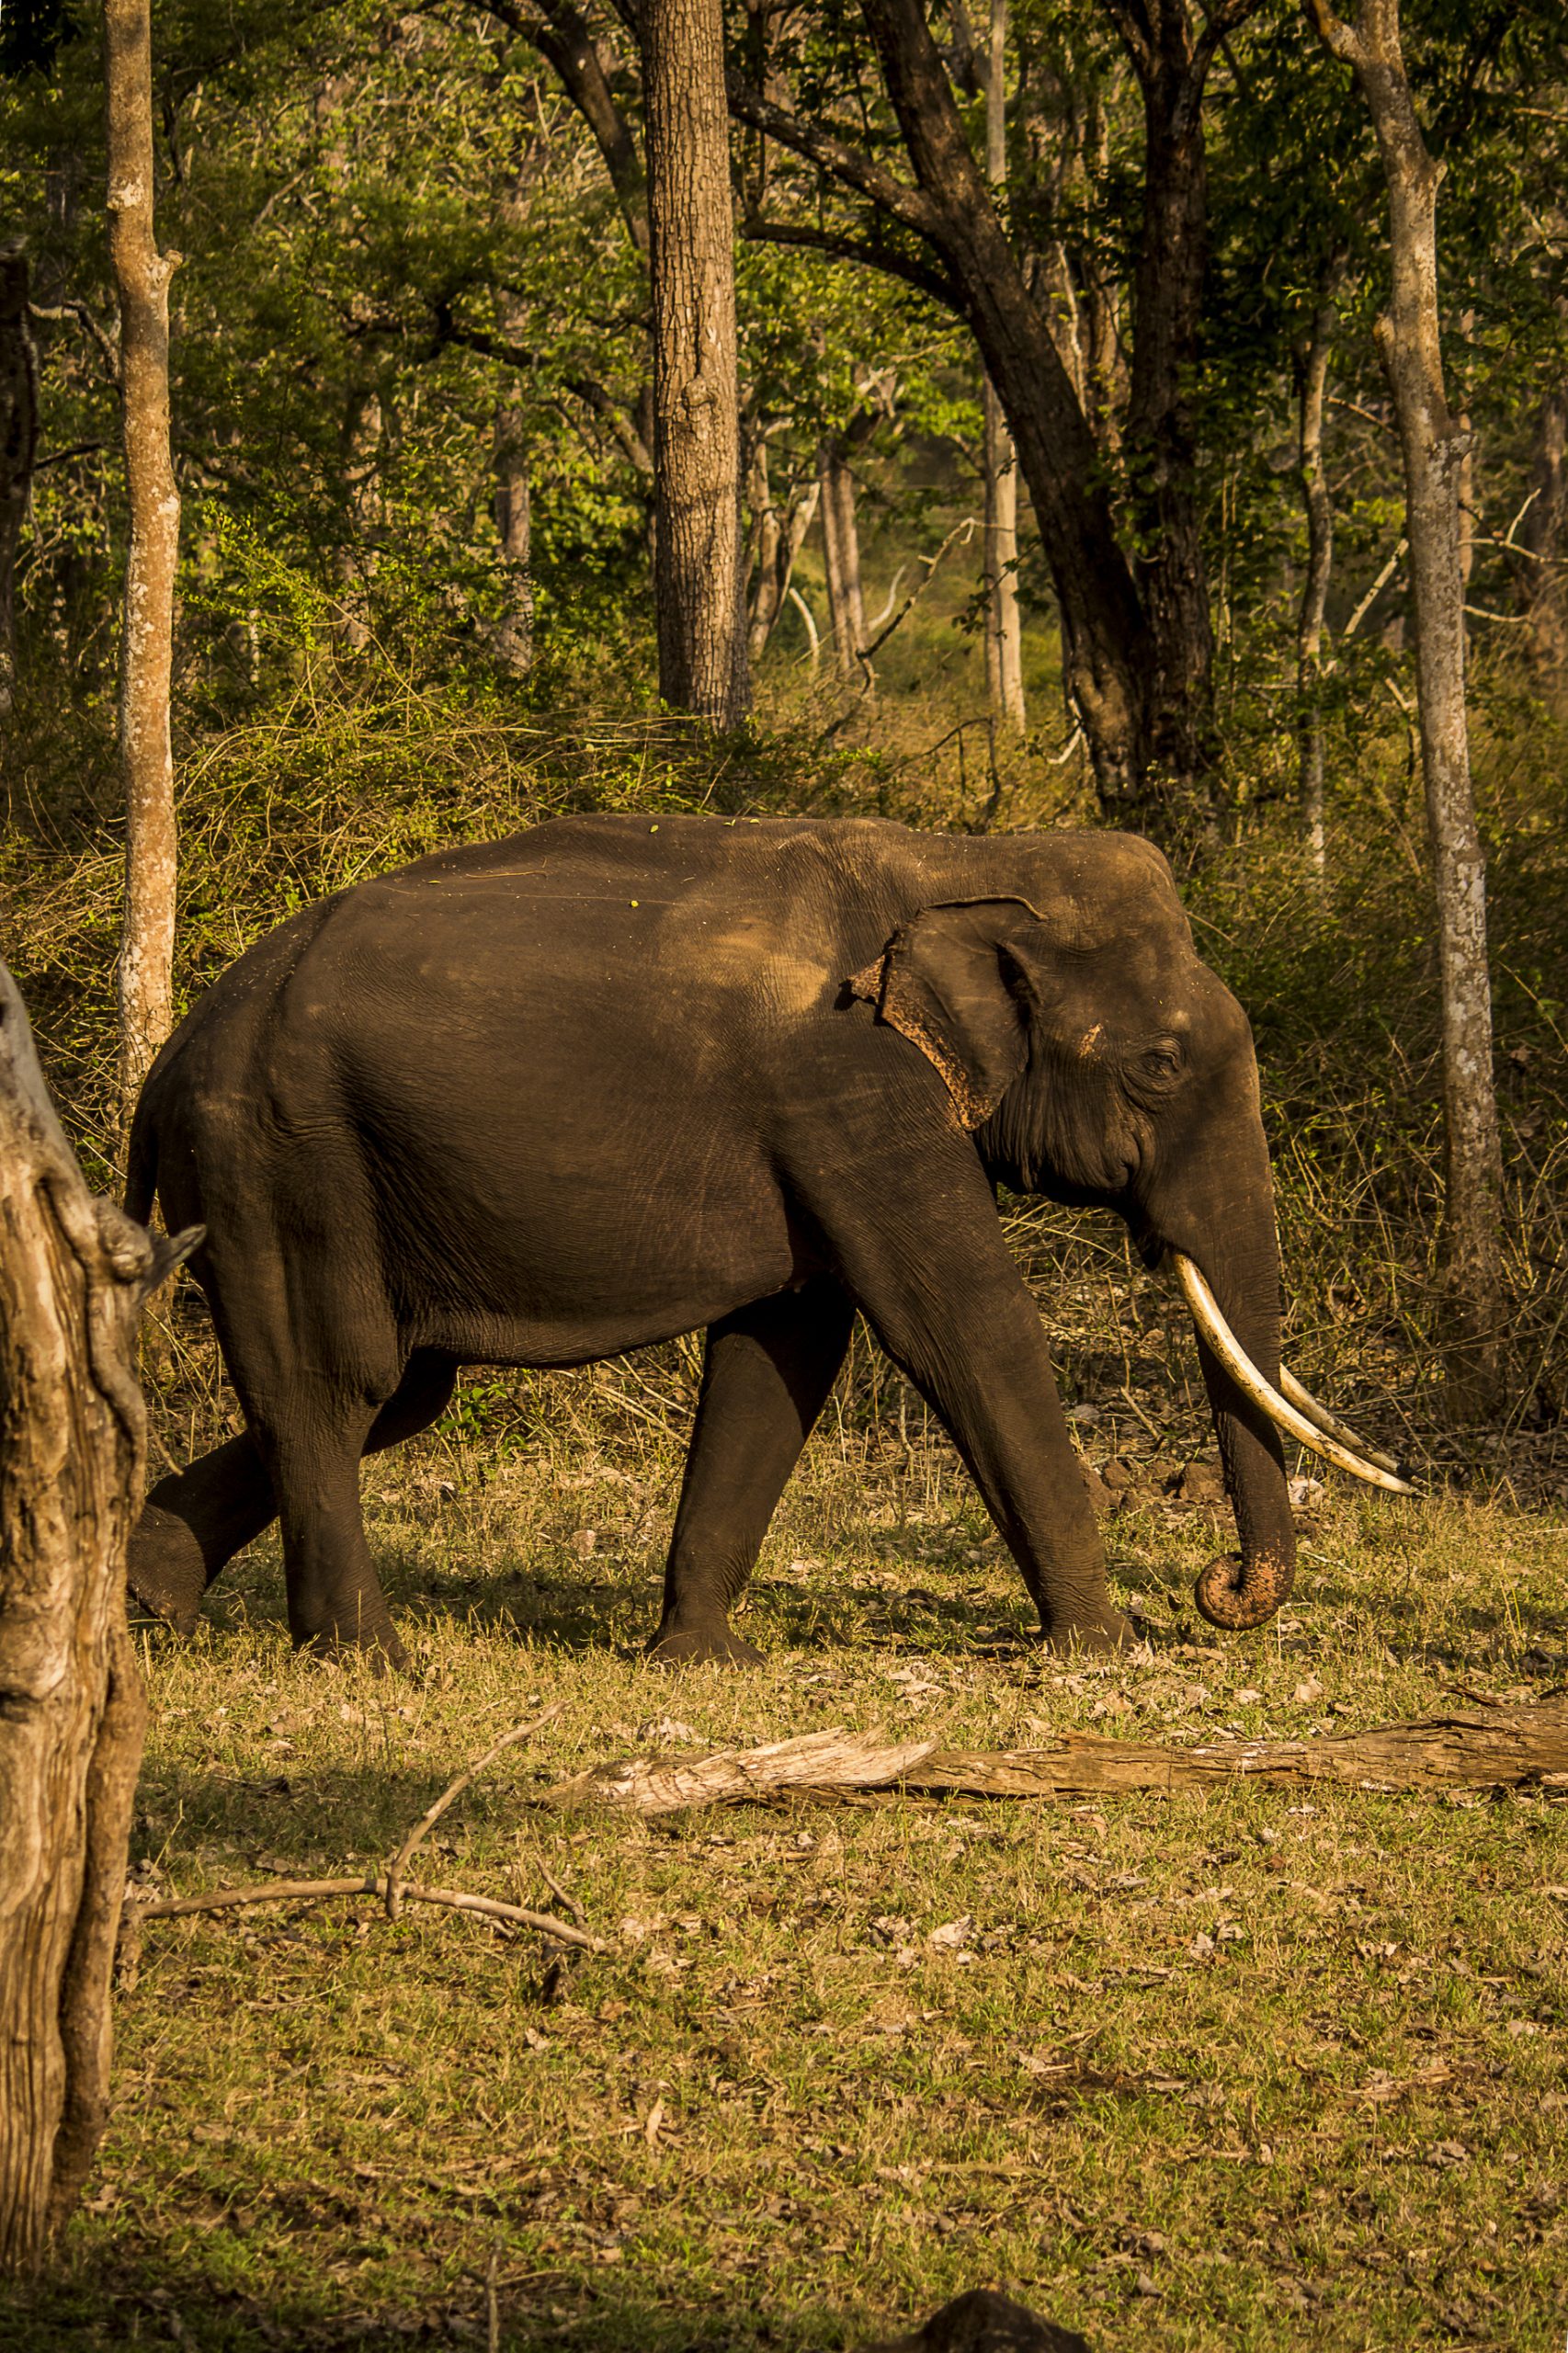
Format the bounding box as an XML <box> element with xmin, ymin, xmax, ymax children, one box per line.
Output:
<box><xmin>125</xmin><ymin>1703</ymin><xmax>608</xmax><ymax>1953</ymax></box>
<box><xmin>386</xmin><ymin>1702</ymin><xmax>562</xmax><ymax>1920</ymax></box>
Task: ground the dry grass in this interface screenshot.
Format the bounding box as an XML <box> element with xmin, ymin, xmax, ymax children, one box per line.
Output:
<box><xmin>1</xmin><ymin>1387</ymin><xmax>1562</xmax><ymax>2353</ymax></box>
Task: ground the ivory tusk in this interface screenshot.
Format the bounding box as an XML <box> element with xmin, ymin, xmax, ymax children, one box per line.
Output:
<box><xmin>1171</xmin><ymin>1255</ymin><xmax>1415</xmax><ymax>1495</ymax></box>
<box><xmin>1278</xmin><ymin>1366</ymin><xmax>1403</xmax><ymax>1477</ymax></box>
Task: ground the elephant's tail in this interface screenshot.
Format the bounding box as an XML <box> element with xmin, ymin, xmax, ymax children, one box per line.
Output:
<box><xmin>124</xmin><ymin>1085</ymin><xmax>160</xmax><ymax>1227</ymax></box>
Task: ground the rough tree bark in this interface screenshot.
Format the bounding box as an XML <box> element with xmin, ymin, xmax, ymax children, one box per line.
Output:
<box><xmin>0</xmin><ymin>960</ymin><xmax>191</xmax><ymax>2271</ymax></box>
<box><xmin>1295</xmin><ymin>259</ymin><xmax>1340</xmax><ymax>878</ymax></box>
<box><xmin>640</xmin><ymin>0</ymin><xmax>749</xmax><ymax>725</ymax></box>
<box><xmin>540</xmin><ymin>1702</ymin><xmax>1568</xmax><ymax>1815</ymax></box>
<box><xmin>981</xmin><ymin>0</ymin><xmax>1025</xmax><ymax>736</ymax></box>
<box><xmin>106</xmin><ymin>0</ymin><xmax>180</xmax><ymax>1130</ymax></box>
<box><xmin>1110</xmin><ymin>0</ymin><xmax>1221</xmax><ymax>789</ymax></box>
<box><xmin>0</xmin><ymin>249</ymin><xmax>39</xmax><ymax>721</ymax></box>
<box><xmin>1306</xmin><ymin>0</ymin><xmax>1506</xmax><ymax>1410</ymax></box>
<box><xmin>818</xmin><ymin>444</ymin><xmax>868</xmax><ymax>679</ymax></box>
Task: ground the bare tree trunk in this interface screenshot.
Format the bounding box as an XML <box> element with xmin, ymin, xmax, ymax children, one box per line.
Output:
<box><xmin>640</xmin><ymin>0</ymin><xmax>748</xmax><ymax>725</ymax></box>
<box><xmin>818</xmin><ymin>445</ymin><xmax>868</xmax><ymax>679</ymax></box>
<box><xmin>744</xmin><ymin>437</ymin><xmax>819</xmax><ymax>664</ymax></box>
<box><xmin>0</xmin><ymin>250</ymin><xmax>39</xmax><ymax>720</ymax></box>
<box><xmin>0</xmin><ymin>961</ymin><xmax>190</xmax><ymax>2270</ymax></box>
<box><xmin>334</xmin><ymin>382</ymin><xmax>381</xmax><ymax>653</ymax></box>
<box><xmin>1308</xmin><ymin>0</ymin><xmax>1506</xmax><ymax>1411</ymax></box>
<box><xmin>1119</xmin><ymin>0</ymin><xmax>1222</xmax><ymax>796</ymax></box>
<box><xmin>492</xmin><ymin>387</ymin><xmax>533</xmax><ymax>678</ymax></box>
<box><xmin>106</xmin><ymin>0</ymin><xmax>180</xmax><ymax>1130</ymax></box>
<box><xmin>1295</xmin><ymin>262</ymin><xmax>1339</xmax><ymax>880</ymax></box>
<box><xmin>982</xmin><ymin>0</ymin><xmax>1025</xmax><ymax>735</ymax></box>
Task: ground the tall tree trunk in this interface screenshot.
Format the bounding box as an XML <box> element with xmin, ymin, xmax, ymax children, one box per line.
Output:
<box><xmin>982</xmin><ymin>0</ymin><xmax>1025</xmax><ymax>735</ymax></box>
<box><xmin>818</xmin><ymin>445</ymin><xmax>867</xmax><ymax>679</ymax></box>
<box><xmin>0</xmin><ymin>250</ymin><xmax>39</xmax><ymax>721</ymax></box>
<box><xmin>745</xmin><ymin>437</ymin><xmax>819</xmax><ymax>664</ymax></box>
<box><xmin>1119</xmin><ymin>2</ymin><xmax>1220</xmax><ymax>792</ymax></box>
<box><xmin>858</xmin><ymin>0</ymin><xmax>1152</xmax><ymax>805</ymax></box>
<box><xmin>1295</xmin><ymin>263</ymin><xmax>1339</xmax><ymax>879</ymax></box>
<box><xmin>492</xmin><ymin>385</ymin><xmax>534</xmax><ymax>678</ymax></box>
<box><xmin>1307</xmin><ymin>0</ymin><xmax>1506</xmax><ymax>1410</ymax></box>
<box><xmin>640</xmin><ymin>0</ymin><xmax>748</xmax><ymax>725</ymax></box>
<box><xmin>106</xmin><ymin>0</ymin><xmax>180</xmax><ymax>1130</ymax></box>
<box><xmin>0</xmin><ymin>961</ymin><xmax>187</xmax><ymax>2269</ymax></box>
<box><xmin>334</xmin><ymin>381</ymin><xmax>381</xmax><ymax>653</ymax></box>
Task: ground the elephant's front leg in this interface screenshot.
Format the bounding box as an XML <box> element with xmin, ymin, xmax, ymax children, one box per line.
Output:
<box><xmin>648</xmin><ymin>1277</ymin><xmax>856</xmax><ymax>1665</ymax></box>
<box><xmin>830</xmin><ymin>1184</ymin><xmax>1131</xmax><ymax>1652</ymax></box>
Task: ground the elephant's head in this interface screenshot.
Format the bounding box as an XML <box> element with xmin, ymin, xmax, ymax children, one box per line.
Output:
<box><xmin>850</xmin><ymin>837</ymin><xmax>1406</xmax><ymax>1631</ymax></box>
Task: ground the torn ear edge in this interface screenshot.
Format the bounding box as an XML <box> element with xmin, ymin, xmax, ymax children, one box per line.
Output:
<box><xmin>846</xmin><ymin>896</ymin><xmax>1042</xmax><ymax>1131</ymax></box>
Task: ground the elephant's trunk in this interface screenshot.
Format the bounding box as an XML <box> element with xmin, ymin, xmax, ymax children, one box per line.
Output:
<box><xmin>1144</xmin><ymin>1124</ymin><xmax>1298</xmax><ymax>1632</ymax></box>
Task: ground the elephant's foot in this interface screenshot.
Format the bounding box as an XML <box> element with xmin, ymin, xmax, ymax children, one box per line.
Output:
<box><xmin>298</xmin><ymin>1608</ymin><xmax>412</xmax><ymax>1677</ymax></box>
<box><xmin>126</xmin><ymin>1504</ymin><xmax>209</xmax><ymax>1637</ymax></box>
<box><xmin>645</xmin><ymin>1620</ymin><xmax>764</xmax><ymax>1668</ymax></box>
<box><xmin>1040</xmin><ymin>1605</ymin><xmax>1134</xmax><ymax>1656</ymax></box>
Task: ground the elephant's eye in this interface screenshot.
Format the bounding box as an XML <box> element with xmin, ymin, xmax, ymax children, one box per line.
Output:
<box><xmin>1140</xmin><ymin>1043</ymin><xmax>1183</xmax><ymax>1083</ymax></box>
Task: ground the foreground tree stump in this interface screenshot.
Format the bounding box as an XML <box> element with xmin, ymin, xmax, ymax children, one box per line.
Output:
<box><xmin>0</xmin><ymin>960</ymin><xmax>192</xmax><ymax>2271</ymax></box>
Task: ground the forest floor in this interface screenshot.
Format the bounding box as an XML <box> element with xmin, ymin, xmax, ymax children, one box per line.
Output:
<box><xmin>2</xmin><ymin>1396</ymin><xmax>1563</xmax><ymax>2353</ymax></box>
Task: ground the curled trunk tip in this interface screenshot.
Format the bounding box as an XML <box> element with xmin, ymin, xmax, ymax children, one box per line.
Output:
<box><xmin>1194</xmin><ymin>1550</ymin><xmax>1295</xmax><ymax>1632</ymax></box>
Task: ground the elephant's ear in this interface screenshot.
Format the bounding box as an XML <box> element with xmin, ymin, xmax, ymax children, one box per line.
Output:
<box><xmin>846</xmin><ymin>897</ymin><xmax>1041</xmax><ymax>1129</ymax></box>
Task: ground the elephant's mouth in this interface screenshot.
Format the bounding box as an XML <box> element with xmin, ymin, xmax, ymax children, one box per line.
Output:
<box><xmin>1170</xmin><ymin>1253</ymin><xmax>1414</xmax><ymax>1495</ymax></box>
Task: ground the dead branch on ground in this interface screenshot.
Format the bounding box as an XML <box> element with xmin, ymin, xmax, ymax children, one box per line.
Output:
<box><xmin>125</xmin><ymin>1706</ymin><xmax>607</xmax><ymax>1958</ymax></box>
<box><xmin>535</xmin><ymin>1701</ymin><xmax>1568</xmax><ymax>1818</ymax></box>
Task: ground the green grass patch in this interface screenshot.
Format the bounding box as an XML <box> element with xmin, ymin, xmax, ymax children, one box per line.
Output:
<box><xmin>2</xmin><ymin>1414</ymin><xmax>1562</xmax><ymax>2350</ymax></box>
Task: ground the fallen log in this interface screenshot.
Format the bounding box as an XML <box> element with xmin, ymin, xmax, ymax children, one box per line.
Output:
<box><xmin>536</xmin><ymin>1700</ymin><xmax>1568</xmax><ymax>1817</ymax></box>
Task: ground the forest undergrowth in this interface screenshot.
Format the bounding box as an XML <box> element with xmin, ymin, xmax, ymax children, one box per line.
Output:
<box><xmin>5</xmin><ymin>609</ymin><xmax>1568</xmax><ymax>1502</ymax></box>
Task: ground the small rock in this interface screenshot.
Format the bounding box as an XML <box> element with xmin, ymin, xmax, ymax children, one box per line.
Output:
<box><xmin>570</xmin><ymin>1528</ymin><xmax>597</xmax><ymax>1558</ymax></box>
<box><xmin>864</xmin><ymin>2288</ymin><xmax>1094</xmax><ymax>2353</ymax></box>
<box><xmin>1292</xmin><ymin>1676</ymin><xmax>1324</xmax><ymax>1706</ymax></box>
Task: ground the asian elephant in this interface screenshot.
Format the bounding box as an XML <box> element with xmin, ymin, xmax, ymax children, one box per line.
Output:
<box><xmin>125</xmin><ymin>812</ymin><xmax>1403</xmax><ymax>1673</ymax></box>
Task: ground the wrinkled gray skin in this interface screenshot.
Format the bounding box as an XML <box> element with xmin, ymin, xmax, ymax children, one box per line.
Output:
<box><xmin>125</xmin><ymin>813</ymin><xmax>1293</xmax><ymax>1672</ymax></box>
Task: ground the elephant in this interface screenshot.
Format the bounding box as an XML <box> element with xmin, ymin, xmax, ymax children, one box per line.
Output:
<box><xmin>124</xmin><ymin>811</ymin><xmax>1405</xmax><ymax>1672</ymax></box>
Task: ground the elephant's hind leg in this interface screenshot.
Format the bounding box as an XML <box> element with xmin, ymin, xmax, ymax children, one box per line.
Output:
<box><xmin>649</xmin><ymin>1277</ymin><xmax>855</xmax><ymax>1666</ymax></box>
<box><xmin>129</xmin><ymin>1351</ymin><xmax>457</xmax><ymax>1640</ymax></box>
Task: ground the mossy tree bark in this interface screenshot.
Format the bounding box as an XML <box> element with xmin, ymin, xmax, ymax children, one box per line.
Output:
<box><xmin>640</xmin><ymin>0</ymin><xmax>749</xmax><ymax>725</ymax></box>
<box><xmin>105</xmin><ymin>0</ymin><xmax>180</xmax><ymax>1131</ymax></box>
<box><xmin>1307</xmin><ymin>0</ymin><xmax>1506</xmax><ymax>1410</ymax></box>
<box><xmin>0</xmin><ymin>960</ymin><xmax>191</xmax><ymax>2272</ymax></box>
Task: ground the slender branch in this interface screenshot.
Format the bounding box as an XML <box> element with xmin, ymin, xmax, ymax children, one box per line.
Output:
<box><xmin>724</xmin><ymin>75</ymin><xmax>945</xmax><ymax>245</ymax></box>
<box><xmin>858</xmin><ymin>515</ymin><xmax>976</xmax><ymax>664</ymax></box>
<box><xmin>741</xmin><ymin>215</ymin><xmax>962</xmax><ymax>311</ymax></box>
<box><xmin>127</xmin><ymin>1876</ymin><xmax>609</xmax><ymax>1951</ymax></box>
<box><xmin>1343</xmin><ymin>535</ymin><xmax>1407</xmax><ymax>640</ymax></box>
<box><xmin>28</xmin><ymin>298</ymin><xmax>119</xmax><ymax>380</ymax></box>
<box><xmin>386</xmin><ymin>1703</ymin><xmax>562</xmax><ymax>1921</ymax></box>
<box><xmin>1302</xmin><ymin>0</ymin><xmax>1363</xmax><ymax>67</ymax></box>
